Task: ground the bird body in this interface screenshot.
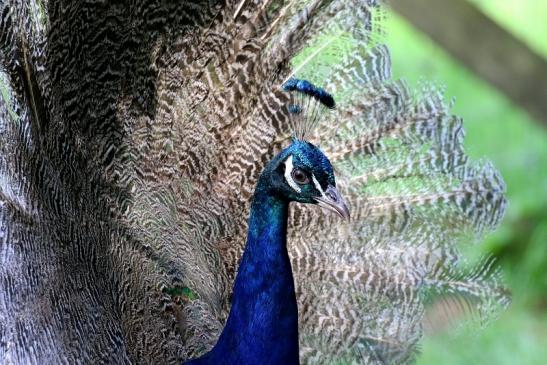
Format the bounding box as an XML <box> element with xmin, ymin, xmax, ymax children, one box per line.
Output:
<box><xmin>188</xmin><ymin>140</ymin><xmax>345</xmax><ymax>364</ymax></box>
<box><xmin>0</xmin><ymin>1</ymin><xmax>509</xmax><ymax>364</ymax></box>
<box><xmin>188</xmin><ymin>181</ymin><xmax>298</xmax><ymax>365</ymax></box>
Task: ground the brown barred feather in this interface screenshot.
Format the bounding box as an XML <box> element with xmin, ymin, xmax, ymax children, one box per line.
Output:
<box><xmin>0</xmin><ymin>1</ymin><xmax>507</xmax><ymax>364</ymax></box>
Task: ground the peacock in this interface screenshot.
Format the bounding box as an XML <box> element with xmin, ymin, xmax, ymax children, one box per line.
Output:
<box><xmin>0</xmin><ymin>1</ymin><xmax>508</xmax><ymax>365</ymax></box>
<box><xmin>185</xmin><ymin>81</ymin><xmax>350</xmax><ymax>365</ymax></box>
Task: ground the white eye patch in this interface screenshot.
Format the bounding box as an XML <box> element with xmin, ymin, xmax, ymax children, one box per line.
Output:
<box><xmin>312</xmin><ymin>174</ymin><xmax>327</xmax><ymax>198</ymax></box>
<box><xmin>284</xmin><ymin>155</ymin><xmax>301</xmax><ymax>193</ymax></box>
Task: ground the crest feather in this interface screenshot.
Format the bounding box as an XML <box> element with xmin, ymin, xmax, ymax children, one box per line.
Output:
<box><xmin>283</xmin><ymin>78</ymin><xmax>336</xmax><ymax>140</ymax></box>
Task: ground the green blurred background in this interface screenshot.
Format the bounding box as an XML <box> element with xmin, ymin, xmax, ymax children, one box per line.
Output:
<box><xmin>385</xmin><ymin>1</ymin><xmax>547</xmax><ymax>364</ymax></box>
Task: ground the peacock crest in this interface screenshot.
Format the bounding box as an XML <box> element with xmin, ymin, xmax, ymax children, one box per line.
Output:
<box><xmin>283</xmin><ymin>77</ymin><xmax>336</xmax><ymax>140</ymax></box>
<box><xmin>0</xmin><ymin>0</ymin><xmax>508</xmax><ymax>364</ymax></box>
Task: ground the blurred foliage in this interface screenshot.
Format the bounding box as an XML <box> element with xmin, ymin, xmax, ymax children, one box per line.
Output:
<box><xmin>418</xmin><ymin>305</ymin><xmax>547</xmax><ymax>365</ymax></box>
<box><xmin>385</xmin><ymin>3</ymin><xmax>547</xmax><ymax>364</ymax></box>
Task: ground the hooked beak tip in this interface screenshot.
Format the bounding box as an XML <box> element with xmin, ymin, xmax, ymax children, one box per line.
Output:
<box><xmin>315</xmin><ymin>186</ymin><xmax>350</xmax><ymax>220</ymax></box>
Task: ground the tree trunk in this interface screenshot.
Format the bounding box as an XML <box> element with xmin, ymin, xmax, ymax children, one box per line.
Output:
<box><xmin>391</xmin><ymin>0</ymin><xmax>547</xmax><ymax>126</ymax></box>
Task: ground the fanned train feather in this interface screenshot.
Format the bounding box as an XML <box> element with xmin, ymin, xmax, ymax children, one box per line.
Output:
<box><xmin>0</xmin><ymin>1</ymin><xmax>508</xmax><ymax>364</ymax></box>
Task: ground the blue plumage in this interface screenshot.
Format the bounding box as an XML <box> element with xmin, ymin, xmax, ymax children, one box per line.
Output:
<box><xmin>288</xmin><ymin>104</ymin><xmax>302</xmax><ymax>114</ymax></box>
<box><xmin>282</xmin><ymin>78</ymin><xmax>336</xmax><ymax>140</ymax></box>
<box><xmin>283</xmin><ymin>78</ymin><xmax>336</xmax><ymax>109</ymax></box>
<box><xmin>186</xmin><ymin>141</ymin><xmax>346</xmax><ymax>365</ymax></box>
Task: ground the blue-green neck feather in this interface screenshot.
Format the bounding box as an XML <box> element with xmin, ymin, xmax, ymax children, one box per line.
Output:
<box><xmin>186</xmin><ymin>140</ymin><xmax>336</xmax><ymax>365</ymax></box>
<box><xmin>187</xmin><ymin>171</ymin><xmax>299</xmax><ymax>365</ymax></box>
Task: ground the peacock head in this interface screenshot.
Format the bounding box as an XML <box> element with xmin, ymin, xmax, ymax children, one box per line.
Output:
<box><xmin>257</xmin><ymin>78</ymin><xmax>349</xmax><ymax>218</ymax></box>
<box><xmin>263</xmin><ymin>139</ymin><xmax>350</xmax><ymax>219</ymax></box>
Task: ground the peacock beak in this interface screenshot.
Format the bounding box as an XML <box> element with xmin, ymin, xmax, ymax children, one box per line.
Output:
<box><xmin>314</xmin><ymin>185</ymin><xmax>350</xmax><ymax>220</ymax></box>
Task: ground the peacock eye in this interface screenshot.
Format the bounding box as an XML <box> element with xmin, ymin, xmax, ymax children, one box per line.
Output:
<box><xmin>291</xmin><ymin>168</ymin><xmax>310</xmax><ymax>185</ymax></box>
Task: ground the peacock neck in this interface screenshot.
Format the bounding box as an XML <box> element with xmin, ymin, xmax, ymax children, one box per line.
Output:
<box><xmin>192</xmin><ymin>176</ymin><xmax>300</xmax><ymax>365</ymax></box>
